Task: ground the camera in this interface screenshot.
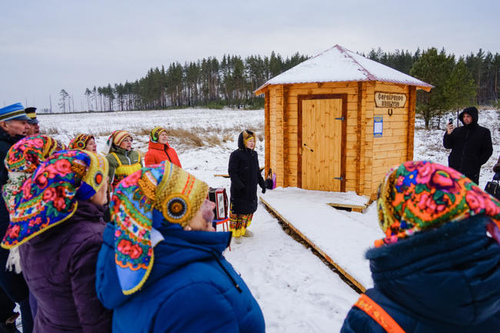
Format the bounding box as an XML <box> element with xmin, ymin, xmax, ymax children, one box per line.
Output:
<box><xmin>448</xmin><ymin>118</ymin><xmax>453</xmax><ymax>125</ymax></box>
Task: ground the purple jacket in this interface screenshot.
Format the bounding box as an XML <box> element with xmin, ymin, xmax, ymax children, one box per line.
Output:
<box><xmin>19</xmin><ymin>200</ymin><xmax>112</xmax><ymax>333</ymax></box>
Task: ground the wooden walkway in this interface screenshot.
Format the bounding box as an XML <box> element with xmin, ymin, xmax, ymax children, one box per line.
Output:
<box><xmin>259</xmin><ymin>187</ymin><xmax>382</xmax><ymax>292</ymax></box>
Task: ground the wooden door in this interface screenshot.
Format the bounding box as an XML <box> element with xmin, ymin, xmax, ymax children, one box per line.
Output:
<box><xmin>301</xmin><ymin>98</ymin><xmax>344</xmax><ymax>191</ymax></box>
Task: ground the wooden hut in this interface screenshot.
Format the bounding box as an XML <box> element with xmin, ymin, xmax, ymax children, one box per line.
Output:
<box><xmin>255</xmin><ymin>44</ymin><xmax>432</xmax><ymax>200</ymax></box>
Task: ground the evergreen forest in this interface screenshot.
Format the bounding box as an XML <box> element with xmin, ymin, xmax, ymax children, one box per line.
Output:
<box><xmin>62</xmin><ymin>47</ymin><xmax>500</xmax><ymax>129</ymax></box>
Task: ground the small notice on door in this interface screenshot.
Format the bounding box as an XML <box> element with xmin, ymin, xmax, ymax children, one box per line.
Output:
<box><xmin>374</xmin><ymin>117</ymin><xmax>383</xmax><ymax>137</ymax></box>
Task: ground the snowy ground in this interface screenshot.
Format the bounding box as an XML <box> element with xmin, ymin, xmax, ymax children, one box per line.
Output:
<box><xmin>16</xmin><ymin>107</ymin><xmax>500</xmax><ymax>332</ymax></box>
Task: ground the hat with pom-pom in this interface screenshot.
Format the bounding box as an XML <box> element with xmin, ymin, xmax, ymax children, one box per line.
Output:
<box><xmin>112</xmin><ymin>161</ymin><xmax>208</xmax><ymax>294</ymax></box>
<box><xmin>110</xmin><ymin>130</ymin><xmax>132</xmax><ymax>146</ymax></box>
<box><xmin>105</xmin><ymin>130</ymin><xmax>132</xmax><ymax>154</ymax></box>
<box><xmin>375</xmin><ymin>160</ymin><xmax>500</xmax><ymax>247</ymax></box>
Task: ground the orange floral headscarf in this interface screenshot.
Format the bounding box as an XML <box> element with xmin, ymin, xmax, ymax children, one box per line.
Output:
<box><xmin>376</xmin><ymin>160</ymin><xmax>500</xmax><ymax>247</ymax></box>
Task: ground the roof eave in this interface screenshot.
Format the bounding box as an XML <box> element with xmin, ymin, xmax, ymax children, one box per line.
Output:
<box><xmin>254</xmin><ymin>84</ymin><xmax>268</xmax><ymax>96</ymax></box>
<box><xmin>255</xmin><ymin>79</ymin><xmax>433</xmax><ymax>95</ymax></box>
<box><xmin>417</xmin><ymin>85</ymin><xmax>433</xmax><ymax>92</ymax></box>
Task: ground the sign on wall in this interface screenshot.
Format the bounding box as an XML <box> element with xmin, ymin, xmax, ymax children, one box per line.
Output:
<box><xmin>374</xmin><ymin>116</ymin><xmax>383</xmax><ymax>137</ymax></box>
<box><xmin>374</xmin><ymin>92</ymin><xmax>407</xmax><ymax>108</ymax></box>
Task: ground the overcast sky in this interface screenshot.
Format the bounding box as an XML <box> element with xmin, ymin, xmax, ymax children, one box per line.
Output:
<box><xmin>1</xmin><ymin>0</ymin><xmax>499</xmax><ymax>111</ymax></box>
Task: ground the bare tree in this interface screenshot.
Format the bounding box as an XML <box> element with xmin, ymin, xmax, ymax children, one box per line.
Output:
<box><xmin>59</xmin><ymin>89</ymin><xmax>69</xmax><ymax>113</ymax></box>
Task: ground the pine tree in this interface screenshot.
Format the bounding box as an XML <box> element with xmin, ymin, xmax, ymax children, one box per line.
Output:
<box><xmin>444</xmin><ymin>58</ymin><xmax>476</xmax><ymax>114</ymax></box>
<box><xmin>410</xmin><ymin>48</ymin><xmax>454</xmax><ymax>129</ymax></box>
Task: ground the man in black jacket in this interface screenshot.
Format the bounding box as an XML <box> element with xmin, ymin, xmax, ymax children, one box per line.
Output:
<box><xmin>0</xmin><ymin>103</ymin><xmax>33</xmax><ymax>333</ymax></box>
<box><xmin>443</xmin><ymin>106</ymin><xmax>493</xmax><ymax>184</ymax></box>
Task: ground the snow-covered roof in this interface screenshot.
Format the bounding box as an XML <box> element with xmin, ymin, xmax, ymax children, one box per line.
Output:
<box><xmin>255</xmin><ymin>44</ymin><xmax>433</xmax><ymax>94</ymax></box>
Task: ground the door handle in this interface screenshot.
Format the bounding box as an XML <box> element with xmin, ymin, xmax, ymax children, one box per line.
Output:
<box><xmin>303</xmin><ymin>143</ymin><xmax>314</xmax><ymax>152</ymax></box>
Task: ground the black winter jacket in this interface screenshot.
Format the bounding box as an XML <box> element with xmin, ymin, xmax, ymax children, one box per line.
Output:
<box><xmin>0</xmin><ymin>128</ymin><xmax>24</xmax><ymax>255</ymax></box>
<box><xmin>0</xmin><ymin>128</ymin><xmax>30</xmax><ymax>305</ymax></box>
<box><xmin>341</xmin><ymin>216</ymin><xmax>500</xmax><ymax>333</ymax></box>
<box><xmin>443</xmin><ymin>108</ymin><xmax>492</xmax><ymax>181</ymax></box>
<box><xmin>228</xmin><ymin>132</ymin><xmax>265</xmax><ymax>214</ymax></box>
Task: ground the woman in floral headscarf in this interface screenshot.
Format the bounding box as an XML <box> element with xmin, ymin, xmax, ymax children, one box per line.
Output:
<box><xmin>95</xmin><ymin>161</ymin><xmax>264</xmax><ymax>333</ymax></box>
<box><xmin>69</xmin><ymin>134</ymin><xmax>97</xmax><ymax>153</ymax></box>
<box><xmin>3</xmin><ymin>134</ymin><xmax>64</xmax><ymax>217</ymax></box>
<box><xmin>1</xmin><ymin>150</ymin><xmax>112</xmax><ymax>332</ymax></box>
<box><xmin>341</xmin><ymin>161</ymin><xmax>500</xmax><ymax>333</ymax></box>
<box><xmin>2</xmin><ymin>134</ymin><xmax>66</xmax><ymax>325</ymax></box>
<box><xmin>144</xmin><ymin>126</ymin><xmax>182</xmax><ymax>168</ymax></box>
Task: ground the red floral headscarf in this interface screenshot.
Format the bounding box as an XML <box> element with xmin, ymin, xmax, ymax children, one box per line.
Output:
<box><xmin>376</xmin><ymin>160</ymin><xmax>500</xmax><ymax>247</ymax></box>
<box><xmin>1</xmin><ymin>150</ymin><xmax>109</xmax><ymax>249</ymax></box>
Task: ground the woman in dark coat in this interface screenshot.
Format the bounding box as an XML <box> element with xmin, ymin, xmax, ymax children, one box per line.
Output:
<box><xmin>1</xmin><ymin>150</ymin><xmax>112</xmax><ymax>332</ymax></box>
<box><xmin>228</xmin><ymin>130</ymin><xmax>266</xmax><ymax>243</ymax></box>
<box><xmin>96</xmin><ymin>161</ymin><xmax>265</xmax><ymax>333</ymax></box>
<box><xmin>2</xmin><ymin>134</ymin><xmax>66</xmax><ymax>324</ymax></box>
<box><xmin>341</xmin><ymin>161</ymin><xmax>500</xmax><ymax>333</ymax></box>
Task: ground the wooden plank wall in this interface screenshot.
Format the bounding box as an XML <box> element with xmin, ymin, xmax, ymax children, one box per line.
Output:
<box><xmin>351</xmin><ymin>82</ymin><xmax>375</xmax><ymax>196</ymax></box>
<box><xmin>355</xmin><ymin>82</ymin><xmax>366</xmax><ymax>195</ymax></box>
<box><xmin>264</xmin><ymin>90</ymin><xmax>270</xmax><ymax>177</ymax></box>
<box><xmin>268</xmin><ymin>86</ymin><xmax>285</xmax><ymax>187</ymax></box>
<box><xmin>369</xmin><ymin>82</ymin><xmax>411</xmax><ymax>198</ymax></box>
<box><xmin>407</xmin><ymin>86</ymin><xmax>416</xmax><ymax>161</ymax></box>
<box><xmin>265</xmin><ymin>81</ymin><xmax>414</xmax><ymax>199</ymax></box>
<box><xmin>268</xmin><ymin>82</ymin><xmax>359</xmax><ymax>189</ymax></box>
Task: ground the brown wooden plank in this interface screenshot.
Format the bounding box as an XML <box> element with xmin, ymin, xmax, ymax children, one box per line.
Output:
<box><xmin>327</xmin><ymin>202</ymin><xmax>369</xmax><ymax>213</ymax></box>
<box><xmin>265</xmin><ymin>90</ymin><xmax>271</xmax><ymax>178</ymax></box>
<box><xmin>374</xmin><ymin>82</ymin><xmax>409</xmax><ymax>93</ymax></box>
<box><xmin>214</xmin><ymin>174</ymin><xmax>230</xmax><ymax>178</ymax></box>
<box><xmin>407</xmin><ymin>86</ymin><xmax>416</xmax><ymax>161</ymax></box>
<box><xmin>283</xmin><ymin>85</ymin><xmax>290</xmax><ymax>187</ymax></box>
<box><xmin>260</xmin><ymin>197</ymin><xmax>366</xmax><ymax>293</ymax></box>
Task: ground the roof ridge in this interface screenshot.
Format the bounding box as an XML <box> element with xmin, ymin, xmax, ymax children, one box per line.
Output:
<box><xmin>254</xmin><ymin>44</ymin><xmax>433</xmax><ymax>95</ymax></box>
<box><xmin>335</xmin><ymin>45</ymin><xmax>377</xmax><ymax>81</ymax></box>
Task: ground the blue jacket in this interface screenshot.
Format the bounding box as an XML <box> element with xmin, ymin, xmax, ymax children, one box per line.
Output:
<box><xmin>96</xmin><ymin>224</ymin><xmax>265</xmax><ymax>333</ymax></box>
<box><xmin>341</xmin><ymin>216</ymin><xmax>500</xmax><ymax>333</ymax></box>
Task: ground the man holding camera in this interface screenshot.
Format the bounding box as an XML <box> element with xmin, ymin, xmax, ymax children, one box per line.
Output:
<box><xmin>443</xmin><ymin>106</ymin><xmax>493</xmax><ymax>184</ymax></box>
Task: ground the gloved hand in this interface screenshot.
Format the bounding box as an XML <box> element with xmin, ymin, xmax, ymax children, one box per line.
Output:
<box><xmin>261</xmin><ymin>186</ymin><xmax>266</xmax><ymax>194</ymax></box>
<box><xmin>494</xmin><ymin>172</ymin><xmax>500</xmax><ymax>181</ymax></box>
